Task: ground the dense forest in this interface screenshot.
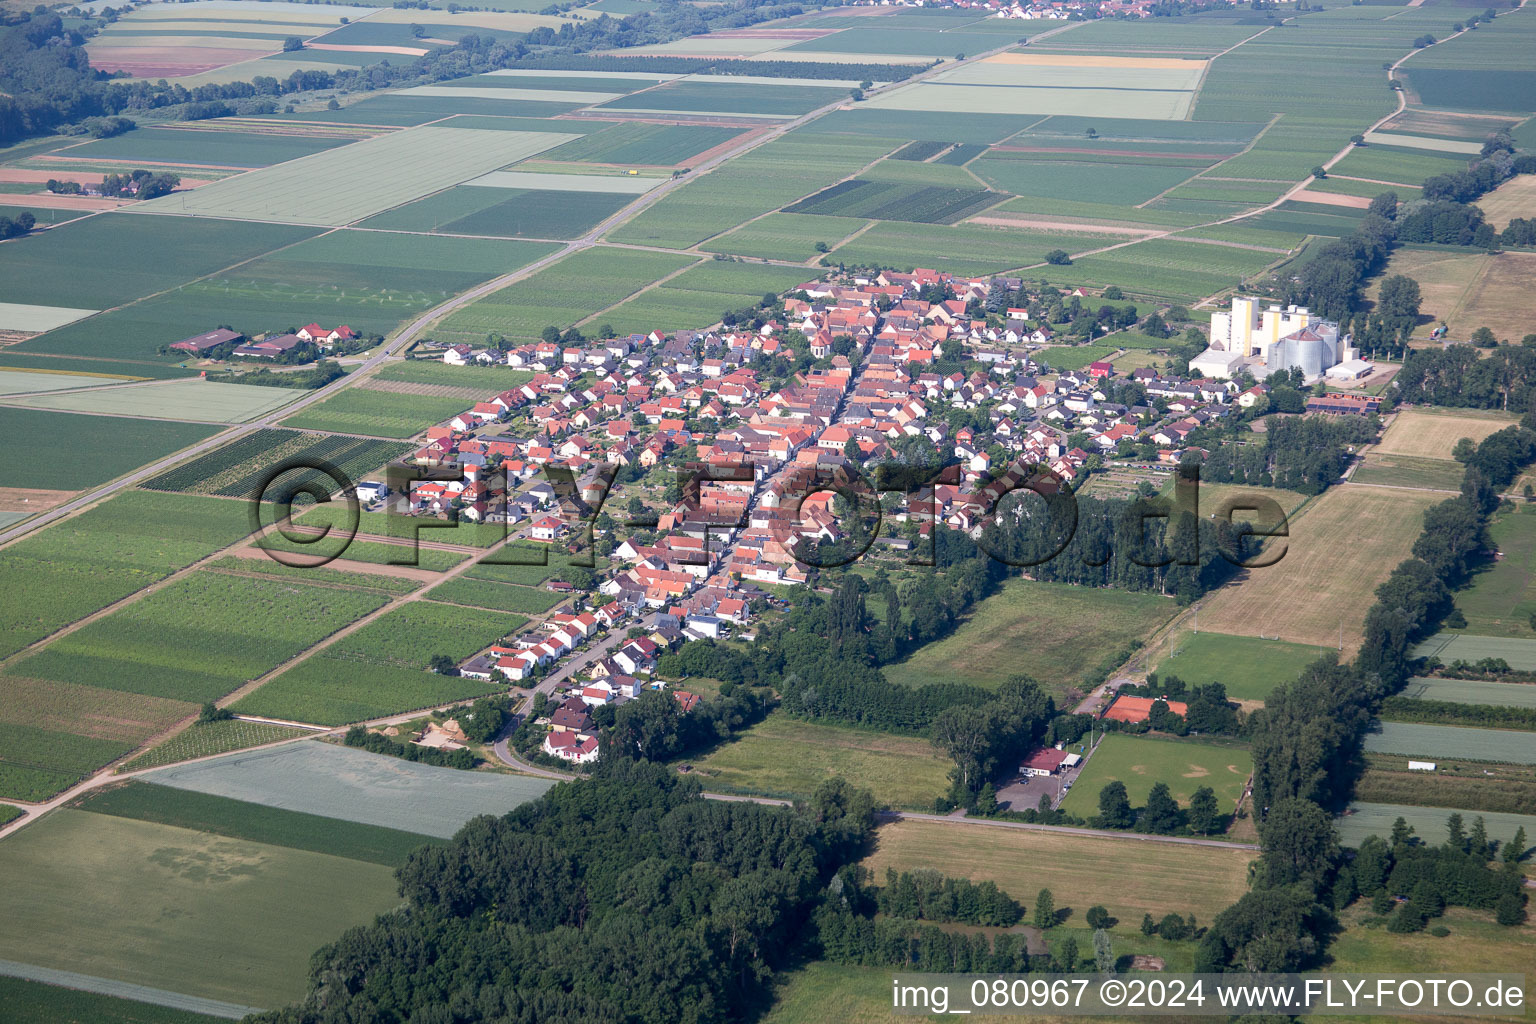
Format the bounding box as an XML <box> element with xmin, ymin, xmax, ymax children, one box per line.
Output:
<box><xmin>249</xmin><ymin>764</ymin><xmax>877</xmax><ymax>1024</ymax></box>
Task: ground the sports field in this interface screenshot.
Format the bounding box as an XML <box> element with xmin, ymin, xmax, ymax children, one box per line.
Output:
<box><xmin>688</xmin><ymin>714</ymin><xmax>951</xmax><ymax>810</ymax></box>
<box><xmin>1336</xmin><ymin>801</ymin><xmax>1536</xmax><ymax>849</ymax></box>
<box><xmin>1149</xmin><ymin>631</ymin><xmax>1330</xmax><ymax>702</ymax></box>
<box><xmin>1376</xmin><ymin>406</ymin><xmax>1520</xmax><ymax>460</ymax></box>
<box><xmin>1363</xmin><ymin>722</ymin><xmax>1536</xmax><ymax>766</ymax></box>
<box><xmin>862</xmin><ymin>817</ymin><xmax>1255</xmax><ymax>923</ymax></box>
<box><xmin>1451</xmin><ymin>510</ymin><xmax>1536</xmax><ymax>636</ymax></box>
<box><xmin>881</xmin><ymin>578</ymin><xmax>1178</xmax><ymax>697</ymax></box>
<box><xmin>1195</xmin><ymin>485</ymin><xmax>1441</xmax><ymax>651</ymax></box>
<box><xmin>1398</xmin><ymin>677</ymin><xmax>1536</xmax><ymax>709</ymax></box>
<box><xmin>0</xmin><ymin>809</ymin><xmax>398</xmax><ymax>1008</ymax></box>
<box><xmin>1058</xmin><ymin>734</ymin><xmax>1253</xmax><ymax>818</ymax></box>
<box><xmin>144</xmin><ymin>741</ymin><xmax>553</xmax><ymax>837</ymax></box>
<box><xmin>131</xmin><ymin>127</ymin><xmax>577</xmax><ymax>225</ymax></box>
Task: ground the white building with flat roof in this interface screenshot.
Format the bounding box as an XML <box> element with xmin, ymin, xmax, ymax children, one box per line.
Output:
<box><xmin>1192</xmin><ymin>296</ymin><xmax>1361</xmax><ymax>382</ymax></box>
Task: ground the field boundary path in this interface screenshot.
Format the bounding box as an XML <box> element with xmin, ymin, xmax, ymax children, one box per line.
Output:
<box><xmin>0</xmin><ymin>959</ymin><xmax>263</xmax><ymax>1021</ymax></box>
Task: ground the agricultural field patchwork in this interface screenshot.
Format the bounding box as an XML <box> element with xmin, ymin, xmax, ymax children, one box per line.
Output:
<box><xmin>6</xmin><ymin>569</ymin><xmax>392</xmax><ymax>705</ymax></box>
<box><xmin>593</xmin><ymin>261</ymin><xmax>815</xmax><ymax>336</ymax></box>
<box><xmin>783</xmin><ymin>179</ymin><xmax>1003</xmax><ymax>224</ymax></box>
<box><xmin>230</xmin><ymin>600</ymin><xmax>517</xmax><ymax>723</ymax></box>
<box><xmin>357</xmin><ymin>184</ymin><xmax>636</xmax><ymax>238</ymax></box>
<box><xmin>1398</xmin><ymin>677</ymin><xmax>1536</xmax><ymax>709</ymax></box>
<box><xmin>280</xmin><ymin>389</ymin><xmax>472</xmax><ymax>439</ymax></box>
<box><xmin>141</xmin><ymin>429</ymin><xmax>412</xmax><ymax>498</ymax></box>
<box><xmin>132</xmin><ymin>126</ymin><xmax>577</xmax><ymax>225</ymax></box>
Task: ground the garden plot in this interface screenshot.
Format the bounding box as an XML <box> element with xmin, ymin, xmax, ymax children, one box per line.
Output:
<box><xmin>464</xmin><ymin>169</ymin><xmax>660</xmax><ymax>194</ymax></box>
<box><xmin>129</xmin><ymin>127</ymin><xmax>577</xmax><ymax>226</ymax></box>
<box><xmin>0</xmin><ymin>302</ymin><xmax>99</xmax><ymax>334</ymax></box>
<box><xmin>145</xmin><ymin>741</ymin><xmax>553</xmax><ymax>837</ymax></box>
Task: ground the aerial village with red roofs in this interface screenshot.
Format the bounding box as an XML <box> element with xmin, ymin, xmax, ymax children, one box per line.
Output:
<box><xmin>352</xmin><ymin>268</ymin><xmax>1375</xmax><ymax>766</ymax></box>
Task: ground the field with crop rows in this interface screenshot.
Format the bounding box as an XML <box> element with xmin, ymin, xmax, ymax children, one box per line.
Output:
<box><xmin>0</xmin><ymin>408</ymin><xmax>217</xmax><ymax>491</ymax></box>
<box><xmin>133</xmin><ymin>127</ymin><xmax>577</xmax><ymax>225</ymax></box>
<box><xmin>540</xmin><ymin>122</ymin><xmax>745</xmax><ymax>165</ymax></box>
<box><xmin>1363</xmin><ymin>722</ymin><xmax>1536</xmax><ymax>766</ymax></box>
<box><xmin>358</xmin><ymin>184</ymin><xmax>635</xmax><ymax>238</ymax></box>
<box><xmin>1044</xmin><ymin>238</ymin><xmax>1280</xmax><ymax>301</ymax></box>
<box><xmin>0</xmin><ymin>491</ymin><xmax>257</xmax><ymax>661</ymax></box>
<box><xmin>280</xmin><ymin>389</ymin><xmax>469</xmax><ymax>439</ymax></box>
<box><xmin>438</xmin><ymin>246</ymin><xmax>696</xmax><ymax>343</ymax></box>
<box><xmin>971</xmin><ymin>156</ymin><xmax>1199</xmax><ymax>206</ymax></box>
<box><xmin>610</xmin><ymin>134</ymin><xmax>899</xmax><ymax>248</ymax></box>
<box><xmin>231</xmin><ymin>601</ymin><xmax>520</xmax><ymax>723</ymax></box>
<box><xmin>594</xmin><ymin>262</ymin><xmax>814</xmax><ymax>336</ymax></box>
<box><xmin>422</xmin><ymin>577</ymin><xmax>563</xmax><ymax>614</ymax></box>
<box><xmin>702</xmin><ymin>212</ymin><xmax>869</xmax><ymax>262</ymax></box>
<box><xmin>252</xmin><ymin>534</ymin><xmax>471</xmax><ymax>572</ymax></box>
<box><xmin>121</xmin><ymin>719</ymin><xmax>308</xmax><ymax>771</ymax></box>
<box><xmin>783</xmin><ymin>179</ymin><xmax>1003</xmax><ymax>224</ymax></box>
<box><xmin>1398</xmin><ymin>677</ymin><xmax>1536</xmax><ymax>709</ymax></box>
<box><xmin>829</xmin><ymin>220</ymin><xmax>1109</xmax><ymax>276</ymax></box>
<box><xmin>0</xmin><ymin>722</ymin><xmax>136</xmax><ymax>801</ymax></box>
<box><xmin>1336</xmin><ymin>801</ymin><xmax>1536</xmax><ymax>849</ymax></box>
<box><xmin>372</xmin><ymin>361</ymin><xmax>535</xmax><ymax>389</ymax></box>
<box><xmin>141</xmin><ymin>429</ymin><xmax>411</xmax><ymax>497</ymax></box>
<box><xmin>7</xmin><ymin>570</ymin><xmax>391</xmax><ymax>704</ymax></box>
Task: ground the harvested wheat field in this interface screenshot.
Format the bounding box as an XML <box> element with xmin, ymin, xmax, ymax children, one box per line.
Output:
<box><xmin>1376</xmin><ymin>406</ymin><xmax>1518</xmax><ymax>460</ymax></box>
<box><xmin>1196</xmin><ymin>485</ymin><xmax>1441</xmax><ymax>652</ymax></box>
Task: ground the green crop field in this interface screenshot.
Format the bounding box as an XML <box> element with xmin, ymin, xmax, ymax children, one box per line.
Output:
<box><xmin>610</xmin><ymin>134</ymin><xmax>900</xmax><ymax>249</ymax></box>
<box><xmin>281</xmin><ymin>389</ymin><xmax>469</xmax><ymax>439</ymax></box>
<box><xmin>461</xmin><ymin>551</ymin><xmax>562</xmax><ymax>587</ymax></box>
<box><xmin>295</xmin><ymin>507</ymin><xmax>515</xmax><ymax>549</ymax></box>
<box><xmin>1406</xmin><ymin>68</ymin><xmax>1536</xmax><ymax>116</ymax></box>
<box><xmin>423</xmin><ymin>577</ymin><xmax>563</xmax><ymax>614</ymax></box>
<box><xmin>1364</xmin><ymin>722</ymin><xmax>1536</xmax><ymax>765</ymax></box>
<box><xmin>0</xmin><ymin>491</ymin><xmax>257</xmax><ymax>661</ymax></box>
<box><xmin>540</xmin><ymin>121</ymin><xmax>744</xmax><ymax>164</ymax></box>
<box><xmin>0</xmin><ymin>976</ymin><xmax>223</xmax><ymax>1024</ymax></box>
<box><xmin>1151</xmin><ymin>631</ymin><xmax>1332</xmax><ymax>701</ymax></box>
<box><xmin>702</xmin><ymin>212</ymin><xmax>870</xmax><ymax>262</ymax></box>
<box><xmin>1044</xmin><ymin>238</ymin><xmax>1280</xmax><ymax>301</ymax></box>
<box><xmin>140</xmin><ymin>428</ymin><xmax>413</xmax><ymax>498</ymax></box>
<box><xmin>231</xmin><ymin>601</ymin><xmax>518</xmax><ymax>723</ymax></box>
<box><xmin>1336</xmin><ymin>801</ymin><xmax>1536</xmax><ymax>850</ymax></box>
<box><xmin>253</xmin><ymin>534</ymin><xmax>471</xmax><ymax>573</ymax></box>
<box><xmin>689</xmin><ymin>714</ymin><xmax>952</xmax><ymax>810</ymax></box>
<box><xmin>8</xmin><ymin>569</ymin><xmax>391</xmax><ymax>704</ymax></box>
<box><xmin>132</xmin><ymin>126</ymin><xmax>577</xmax><ymax>226</ymax></box>
<box><xmin>120</xmin><ymin>719</ymin><xmax>309</xmax><ymax>771</ymax></box>
<box><xmin>0</xmin><ymin>214</ymin><xmax>317</xmax><ymax>314</ymax></box>
<box><xmin>783</xmin><ymin>178</ymin><xmax>1003</xmax><ymax>224</ymax></box>
<box><xmin>143</xmin><ymin>741</ymin><xmax>553</xmax><ymax>837</ymax></box>
<box><xmin>372</xmin><ymin>360</ymin><xmax>535</xmax><ymax>389</ymax></box>
<box><xmin>0</xmin><ymin>675</ymin><xmax>190</xmax><ymax>752</ymax></box>
<box><xmin>202</xmin><ymin>556</ymin><xmax>421</xmax><ymax>595</ymax></box>
<box><xmin>863</xmin><ymin>817</ymin><xmax>1256</xmax><ymax>924</ymax></box>
<box><xmin>1</xmin><ymin>379</ymin><xmax>300</xmax><ymax>422</ymax></box>
<box><xmin>971</xmin><ymin>157</ymin><xmax>1198</xmax><ymax>205</ymax></box>
<box><xmin>882</xmin><ymin>578</ymin><xmax>1178</xmax><ymax>697</ymax></box>
<box><xmin>359</xmin><ymin>185</ymin><xmax>634</xmax><ymax>238</ymax></box>
<box><xmin>803</xmin><ymin>108</ymin><xmax>1043</xmax><ymax>145</ymax></box>
<box><xmin>599</xmin><ymin>81</ymin><xmax>848</xmax><ymax>116</ymax></box>
<box><xmin>60</xmin><ymin>127</ymin><xmax>349</xmax><ymax>168</ymax></box>
<box><xmin>594</xmin><ymin>261</ymin><xmax>814</xmax><ymax>336</ymax></box>
<box><xmin>1399</xmin><ymin>677</ymin><xmax>1536</xmax><ymax>709</ymax></box>
<box><xmin>1450</xmin><ymin>511</ymin><xmax>1536</xmax><ymax>637</ymax></box>
<box><xmin>0</xmin><ymin>721</ymin><xmax>134</xmax><ymax>801</ymax></box>
<box><xmin>438</xmin><ymin>246</ymin><xmax>696</xmax><ymax>343</ymax></box>
<box><xmin>75</xmin><ymin>781</ymin><xmax>441</xmax><ymax>867</ymax></box>
<box><xmin>0</xmin><ymin>809</ymin><xmax>400</xmax><ymax>1008</ymax></box>
<box><xmin>830</xmin><ymin>220</ymin><xmax>1109</xmax><ymax>276</ymax></box>
<box><xmin>1058</xmin><ymin>734</ymin><xmax>1254</xmax><ymax>818</ymax></box>
<box><xmin>0</xmin><ymin>409</ymin><xmax>216</xmax><ymax>490</ymax></box>
<box><xmin>1329</xmin><ymin>144</ymin><xmax>1475</xmax><ymax>185</ymax></box>
<box><xmin>1413</xmin><ymin>632</ymin><xmax>1536</xmax><ymax>671</ymax></box>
